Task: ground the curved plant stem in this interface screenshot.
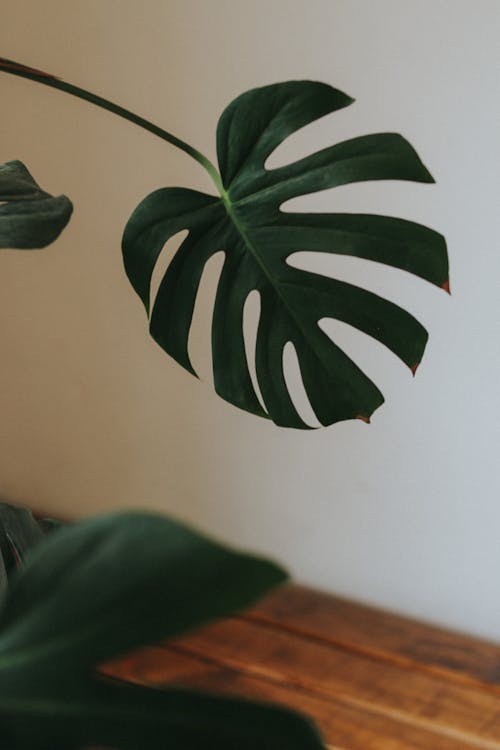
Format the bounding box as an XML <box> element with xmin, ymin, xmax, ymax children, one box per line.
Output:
<box><xmin>0</xmin><ymin>57</ymin><xmax>224</xmax><ymax>193</ymax></box>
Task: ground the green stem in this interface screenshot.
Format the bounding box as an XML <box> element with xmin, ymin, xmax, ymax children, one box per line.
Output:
<box><xmin>0</xmin><ymin>57</ymin><xmax>224</xmax><ymax>193</ymax></box>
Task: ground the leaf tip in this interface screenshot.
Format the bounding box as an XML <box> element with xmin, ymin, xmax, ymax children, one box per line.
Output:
<box><xmin>356</xmin><ymin>414</ymin><xmax>371</xmax><ymax>424</ymax></box>
<box><xmin>410</xmin><ymin>362</ymin><xmax>420</xmax><ymax>377</ymax></box>
<box><xmin>441</xmin><ymin>279</ymin><xmax>451</xmax><ymax>295</ymax></box>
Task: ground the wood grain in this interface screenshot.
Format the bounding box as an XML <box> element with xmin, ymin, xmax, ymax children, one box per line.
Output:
<box><xmin>102</xmin><ymin>585</ymin><xmax>500</xmax><ymax>749</ymax></box>
<box><xmin>248</xmin><ymin>585</ymin><xmax>500</xmax><ymax>688</ymax></box>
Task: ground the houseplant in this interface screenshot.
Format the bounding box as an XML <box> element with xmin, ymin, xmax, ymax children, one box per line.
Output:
<box><xmin>0</xmin><ymin>57</ymin><xmax>448</xmax><ymax>748</ymax></box>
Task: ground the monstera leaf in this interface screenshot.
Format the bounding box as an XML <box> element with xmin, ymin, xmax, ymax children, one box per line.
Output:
<box><xmin>0</xmin><ymin>160</ymin><xmax>72</xmax><ymax>249</ymax></box>
<box><xmin>0</xmin><ymin>512</ymin><xmax>323</xmax><ymax>749</ymax></box>
<box><xmin>0</xmin><ymin>60</ymin><xmax>448</xmax><ymax>428</ymax></box>
<box><xmin>123</xmin><ymin>81</ymin><xmax>448</xmax><ymax>428</ymax></box>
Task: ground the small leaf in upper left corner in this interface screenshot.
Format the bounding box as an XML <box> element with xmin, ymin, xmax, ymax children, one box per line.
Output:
<box><xmin>0</xmin><ymin>160</ymin><xmax>72</xmax><ymax>249</ymax></box>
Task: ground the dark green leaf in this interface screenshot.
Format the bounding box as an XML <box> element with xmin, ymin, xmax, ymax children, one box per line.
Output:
<box><xmin>0</xmin><ymin>512</ymin><xmax>286</xmax><ymax>669</ymax></box>
<box><xmin>0</xmin><ymin>677</ymin><xmax>325</xmax><ymax>750</ymax></box>
<box><xmin>123</xmin><ymin>80</ymin><xmax>448</xmax><ymax>428</ymax></box>
<box><xmin>0</xmin><ymin>512</ymin><xmax>306</xmax><ymax>749</ymax></box>
<box><xmin>0</xmin><ymin>504</ymin><xmax>46</xmax><ymax>590</ymax></box>
<box><xmin>0</xmin><ymin>161</ymin><xmax>72</xmax><ymax>249</ymax></box>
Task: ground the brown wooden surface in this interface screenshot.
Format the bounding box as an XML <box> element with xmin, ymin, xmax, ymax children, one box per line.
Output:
<box><xmin>103</xmin><ymin>585</ymin><xmax>500</xmax><ymax>749</ymax></box>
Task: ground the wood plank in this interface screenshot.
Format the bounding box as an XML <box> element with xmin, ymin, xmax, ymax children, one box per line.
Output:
<box><xmin>101</xmin><ymin>585</ymin><xmax>500</xmax><ymax>748</ymax></box>
<box><xmin>102</xmin><ymin>645</ymin><xmax>500</xmax><ymax>750</ymax></box>
<box><xmin>168</xmin><ymin>617</ymin><xmax>500</xmax><ymax>745</ymax></box>
<box><xmin>247</xmin><ymin>585</ymin><xmax>500</xmax><ymax>688</ymax></box>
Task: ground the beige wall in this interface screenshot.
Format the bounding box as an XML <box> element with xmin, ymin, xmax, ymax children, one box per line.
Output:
<box><xmin>1</xmin><ymin>1</ymin><xmax>499</xmax><ymax>639</ymax></box>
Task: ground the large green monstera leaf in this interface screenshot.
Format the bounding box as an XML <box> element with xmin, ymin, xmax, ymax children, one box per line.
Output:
<box><xmin>123</xmin><ymin>81</ymin><xmax>448</xmax><ymax>428</ymax></box>
<box><xmin>0</xmin><ymin>160</ymin><xmax>72</xmax><ymax>249</ymax></box>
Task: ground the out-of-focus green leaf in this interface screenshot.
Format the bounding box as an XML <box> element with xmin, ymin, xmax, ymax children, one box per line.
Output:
<box><xmin>0</xmin><ymin>511</ymin><xmax>319</xmax><ymax>749</ymax></box>
<box><xmin>0</xmin><ymin>678</ymin><xmax>325</xmax><ymax>750</ymax></box>
<box><xmin>0</xmin><ymin>161</ymin><xmax>72</xmax><ymax>249</ymax></box>
<box><xmin>0</xmin><ymin>512</ymin><xmax>286</xmax><ymax>667</ymax></box>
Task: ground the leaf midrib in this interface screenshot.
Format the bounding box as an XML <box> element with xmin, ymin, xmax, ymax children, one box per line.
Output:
<box><xmin>220</xmin><ymin>188</ymin><xmax>338</xmax><ymax>387</ymax></box>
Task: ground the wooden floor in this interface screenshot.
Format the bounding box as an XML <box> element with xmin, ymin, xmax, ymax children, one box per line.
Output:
<box><xmin>104</xmin><ymin>585</ymin><xmax>500</xmax><ymax>749</ymax></box>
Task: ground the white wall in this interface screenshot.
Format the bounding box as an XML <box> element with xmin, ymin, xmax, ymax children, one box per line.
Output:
<box><xmin>1</xmin><ymin>1</ymin><xmax>499</xmax><ymax>640</ymax></box>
